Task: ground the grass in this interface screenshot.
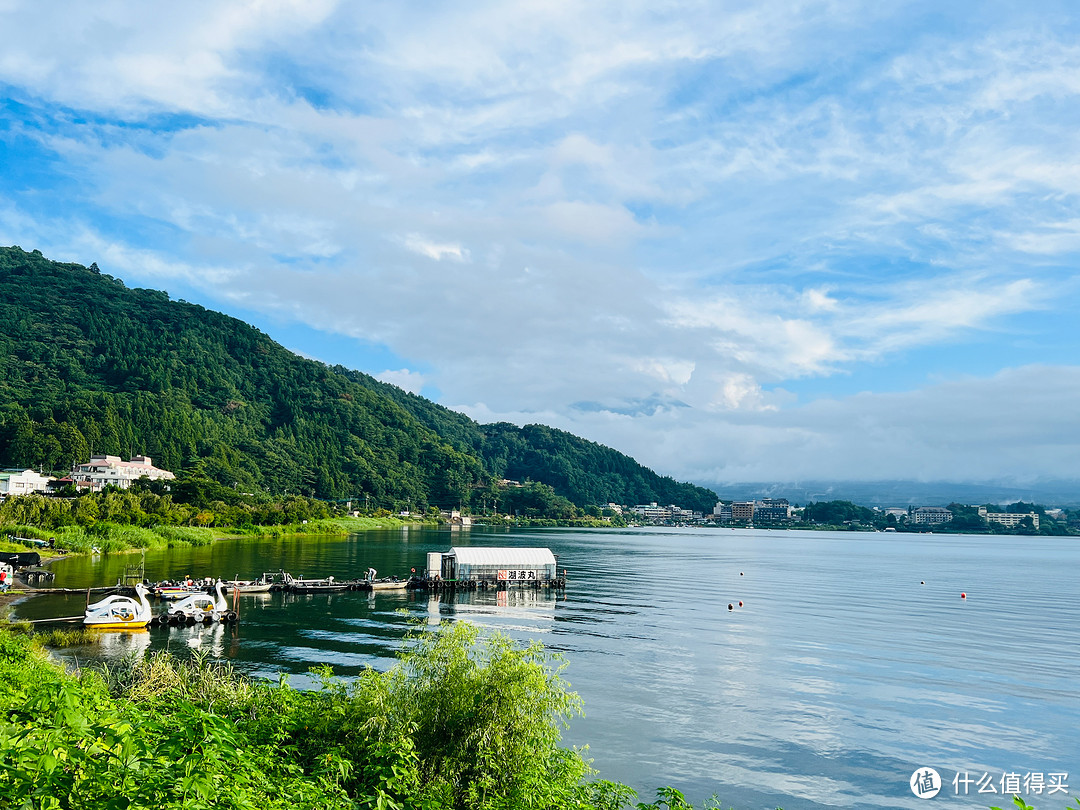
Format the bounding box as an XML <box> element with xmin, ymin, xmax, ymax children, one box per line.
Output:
<box><xmin>34</xmin><ymin>626</ymin><xmax>95</xmax><ymax>647</ymax></box>
<box><xmin>216</xmin><ymin>515</ymin><xmax>427</xmax><ymax>538</ymax></box>
<box><xmin>0</xmin><ymin>515</ymin><xmax>418</xmax><ymax>557</ymax></box>
<box><xmin>0</xmin><ymin>614</ymin><xmax>92</xmax><ymax>648</ymax></box>
<box><xmin>98</xmin><ymin>649</ymin><xmax>256</xmax><ymax>707</ymax></box>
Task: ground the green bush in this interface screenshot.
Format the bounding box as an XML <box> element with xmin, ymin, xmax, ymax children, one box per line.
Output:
<box><xmin>293</xmin><ymin>621</ymin><xmax>605</xmax><ymax>809</ymax></box>
<box><xmin>0</xmin><ymin>623</ymin><xmax>671</xmax><ymax>810</ymax></box>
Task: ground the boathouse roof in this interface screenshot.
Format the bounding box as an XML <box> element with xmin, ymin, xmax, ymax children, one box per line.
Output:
<box><xmin>446</xmin><ymin>547</ymin><xmax>556</xmax><ymax>567</ymax></box>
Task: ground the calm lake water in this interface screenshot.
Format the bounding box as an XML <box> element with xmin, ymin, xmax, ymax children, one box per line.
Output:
<box><xmin>13</xmin><ymin>526</ymin><xmax>1080</xmax><ymax>810</ymax></box>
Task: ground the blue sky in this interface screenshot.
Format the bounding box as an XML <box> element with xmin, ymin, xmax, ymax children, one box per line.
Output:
<box><xmin>2</xmin><ymin>0</ymin><xmax>1080</xmax><ymax>489</ymax></box>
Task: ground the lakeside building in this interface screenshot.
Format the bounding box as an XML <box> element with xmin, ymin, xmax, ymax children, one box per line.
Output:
<box><xmin>712</xmin><ymin>502</ymin><xmax>733</xmax><ymax>521</ymax></box>
<box><xmin>631</xmin><ymin>502</ymin><xmax>672</xmax><ymax>521</ymax></box>
<box><xmin>672</xmin><ymin>506</ymin><xmax>703</xmax><ymax>521</ymax></box>
<box><xmin>630</xmin><ymin>502</ymin><xmax>703</xmax><ymax>523</ymax></box>
<box><xmin>978</xmin><ymin>507</ymin><xmax>1040</xmax><ymax>530</ymax></box>
<box><xmin>910</xmin><ymin>506</ymin><xmax>953</xmax><ymax>525</ymax></box>
<box><xmin>0</xmin><ymin>468</ymin><xmax>54</xmax><ymax>497</ymax></box>
<box><xmin>69</xmin><ymin>455</ymin><xmax>175</xmax><ymax>492</ymax></box>
<box><xmin>754</xmin><ymin>498</ymin><xmax>793</xmax><ymax>522</ymax></box>
<box><xmin>731</xmin><ymin>501</ymin><xmax>755</xmax><ymax>522</ymax></box>
<box><xmin>439</xmin><ymin>509</ymin><xmax>473</xmax><ymax>527</ymax></box>
<box><xmin>713</xmin><ymin>498</ymin><xmax>793</xmax><ymax>524</ymax></box>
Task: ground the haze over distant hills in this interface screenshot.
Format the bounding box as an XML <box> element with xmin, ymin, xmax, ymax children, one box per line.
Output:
<box><xmin>0</xmin><ymin>246</ymin><xmax>717</xmax><ymax>513</ymax></box>
<box><xmin>709</xmin><ymin>480</ymin><xmax>1080</xmax><ymax>509</ymax></box>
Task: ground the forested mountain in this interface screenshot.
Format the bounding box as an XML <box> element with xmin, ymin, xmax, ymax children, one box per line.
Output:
<box><xmin>0</xmin><ymin>246</ymin><xmax>717</xmax><ymax>513</ymax></box>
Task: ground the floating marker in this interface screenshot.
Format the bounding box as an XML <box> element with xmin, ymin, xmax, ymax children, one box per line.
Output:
<box><xmin>921</xmin><ymin>581</ymin><xmax>925</xmax><ymax>585</ymax></box>
<box><xmin>728</xmin><ymin>603</ymin><xmax>734</xmax><ymax>611</ymax></box>
<box><xmin>740</xmin><ymin>572</ymin><xmax>744</xmax><ymax>576</ymax></box>
<box><xmin>738</xmin><ymin>600</ymin><xmax>743</xmax><ymax>607</ymax></box>
<box><xmin>960</xmin><ymin>592</ymin><xmax>967</xmax><ymax>599</ymax></box>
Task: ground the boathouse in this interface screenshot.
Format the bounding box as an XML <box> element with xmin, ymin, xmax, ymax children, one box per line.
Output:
<box><xmin>426</xmin><ymin>547</ymin><xmax>557</xmax><ymax>583</ymax></box>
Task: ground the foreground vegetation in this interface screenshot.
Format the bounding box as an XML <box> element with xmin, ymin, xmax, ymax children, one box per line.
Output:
<box><xmin>0</xmin><ymin>622</ymin><xmax>721</xmax><ymax>810</ymax></box>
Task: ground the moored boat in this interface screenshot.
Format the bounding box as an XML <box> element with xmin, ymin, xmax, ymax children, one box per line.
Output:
<box><xmin>151</xmin><ymin>580</ymin><xmax>209</xmax><ymax>600</ymax></box>
<box><xmin>368</xmin><ymin>578</ymin><xmax>409</xmax><ymax>591</ymax></box>
<box><xmin>289</xmin><ymin>576</ymin><xmax>349</xmax><ymax>593</ymax></box>
<box><xmin>84</xmin><ymin>583</ymin><xmax>153</xmax><ymax>629</ymax></box>
<box><xmin>162</xmin><ymin>581</ymin><xmax>237</xmax><ymax>625</ymax></box>
<box><xmin>221</xmin><ymin>574</ymin><xmax>273</xmax><ymax>593</ymax></box>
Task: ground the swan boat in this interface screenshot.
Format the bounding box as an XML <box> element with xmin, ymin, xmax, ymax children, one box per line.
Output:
<box><xmin>84</xmin><ymin>583</ymin><xmax>153</xmax><ymax>629</ymax></box>
<box><xmin>164</xmin><ymin>581</ymin><xmax>237</xmax><ymax>624</ymax></box>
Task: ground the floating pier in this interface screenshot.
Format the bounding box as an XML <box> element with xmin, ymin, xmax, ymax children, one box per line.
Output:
<box><xmin>416</xmin><ymin>547</ymin><xmax>567</xmax><ymax>592</ymax></box>
<box><xmin>410</xmin><ymin>577</ymin><xmax>566</xmax><ymax>593</ymax></box>
<box><xmin>17</xmin><ymin>547</ymin><xmax>570</xmax><ymax>627</ymax></box>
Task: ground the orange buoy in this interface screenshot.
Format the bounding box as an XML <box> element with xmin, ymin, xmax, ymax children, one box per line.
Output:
<box><xmin>960</xmin><ymin>592</ymin><xmax>966</xmax><ymax>599</ymax></box>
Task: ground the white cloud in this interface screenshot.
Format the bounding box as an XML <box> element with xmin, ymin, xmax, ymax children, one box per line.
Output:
<box><xmin>4</xmin><ymin>2</ymin><xmax>1080</xmax><ymax>487</ymax></box>
<box><xmin>0</xmin><ymin>0</ymin><xmax>339</xmax><ymax>114</ymax></box>
<box><xmin>402</xmin><ymin>234</ymin><xmax>470</xmax><ymax>263</ymax></box>
<box><xmin>507</xmin><ymin>365</ymin><xmax>1080</xmax><ymax>487</ymax></box>
<box><xmin>540</xmin><ymin>201</ymin><xmax>643</xmax><ymax>244</ymax></box>
<box><xmin>375</xmin><ymin>368</ymin><xmax>426</xmax><ymax>394</ymax></box>
<box><xmin>629</xmin><ymin>358</ymin><xmax>696</xmax><ymax>386</ymax></box>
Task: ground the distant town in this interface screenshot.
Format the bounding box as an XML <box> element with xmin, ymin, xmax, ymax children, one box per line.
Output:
<box><xmin>0</xmin><ymin>458</ymin><xmax>1073</xmax><ymax>535</ymax></box>
<box><xmin>611</xmin><ymin>497</ymin><xmax>1071</xmax><ymax>535</ymax></box>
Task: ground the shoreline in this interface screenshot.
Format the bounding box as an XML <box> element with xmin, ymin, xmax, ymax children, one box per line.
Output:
<box><xmin>0</xmin><ymin>553</ymin><xmax>77</xmax><ymax>613</ymax></box>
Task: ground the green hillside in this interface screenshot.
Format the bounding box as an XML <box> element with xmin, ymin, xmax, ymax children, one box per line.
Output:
<box><xmin>0</xmin><ymin>246</ymin><xmax>717</xmax><ymax>513</ymax></box>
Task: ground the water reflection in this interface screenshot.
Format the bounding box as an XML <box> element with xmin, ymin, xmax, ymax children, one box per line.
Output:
<box><xmin>159</xmin><ymin>621</ymin><xmax>234</xmax><ymax>658</ymax></box>
<box><xmin>14</xmin><ymin>527</ymin><xmax>1080</xmax><ymax>810</ymax></box>
<box><xmin>430</xmin><ymin>587</ymin><xmax>559</xmax><ymax>634</ymax></box>
<box><xmin>90</xmin><ymin>628</ymin><xmax>151</xmax><ymax>659</ymax></box>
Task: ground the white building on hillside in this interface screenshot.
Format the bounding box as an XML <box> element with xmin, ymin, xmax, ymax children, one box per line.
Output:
<box><xmin>911</xmin><ymin>506</ymin><xmax>953</xmax><ymax>525</ymax></box>
<box><xmin>70</xmin><ymin>455</ymin><xmax>175</xmax><ymax>492</ymax></box>
<box><xmin>630</xmin><ymin>502</ymin><xmax>672</xmax><ymax>521</ymax></box>
<box><xmin>0</xmin><ymin>468</ymin><xmax>54</xmax><ymax>496</ymax></box>
<box><xmin>977</xmin><ymin>507</ymin><xmax>1040</xmax><ymax>530</ymax></box>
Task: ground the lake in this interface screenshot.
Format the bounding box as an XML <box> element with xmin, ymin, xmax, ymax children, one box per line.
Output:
<box><xmin>13</xmin><ymin>526</ymin><xmax>1080</xmax><ymax>810</ymax></box>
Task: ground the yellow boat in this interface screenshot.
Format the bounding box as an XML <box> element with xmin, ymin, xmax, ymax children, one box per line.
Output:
<box><xmin>84</xmin><ymin>583</ymin><xmax>152</xmax><ymax>629</ymax></box>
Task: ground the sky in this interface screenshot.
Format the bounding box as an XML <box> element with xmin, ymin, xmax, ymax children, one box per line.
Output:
<box><xmin>2</xmin><ymin>0</ymin><xmax>1080</xmax><ymax>492</ymax></box>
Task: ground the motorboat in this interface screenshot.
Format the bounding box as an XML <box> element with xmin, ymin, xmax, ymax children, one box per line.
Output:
<box><xmin>289</xmin><ymin>575</ymin><xmax>349</xmax><ymax>593</ymax></box>
<box><xmin>163</xmin><ymin>581</ymin><xmax>236</xmax><ymax>625</ymax></box>
<box><xmin>220</xmin><ymin>574</ymin><xmax>273</xmax><ymax>593</ymax></box>
<box><xmin>151</xmin><ymin>581</ymin><xmax>207</xmax><ymax>600</ymax></box>
<box><xmin>84</xmin><ymin>583</ymin><xmax>153</xmax><ymax>629</ymax></box>
<box><xmin>368</xmin><ymin>578</ymin><xmax>409</xmax><ymax>591</ymax></box>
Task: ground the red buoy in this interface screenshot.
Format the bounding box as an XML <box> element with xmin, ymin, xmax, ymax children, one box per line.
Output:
<box><xmin>738</xmin><ymin>600</ymin><xmax>743</xmax><ymax>607</ymax></box>
<box><xmin>960</xmin><ymin>592</ymin><xmax>967</xmax><ymax>599</ymax></box>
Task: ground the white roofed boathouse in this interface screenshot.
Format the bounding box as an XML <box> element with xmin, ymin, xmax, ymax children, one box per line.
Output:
<box><xmin>422</xmin><ymin>547</ymin><xmax>564</xmax><ymax>591</ymax></box>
